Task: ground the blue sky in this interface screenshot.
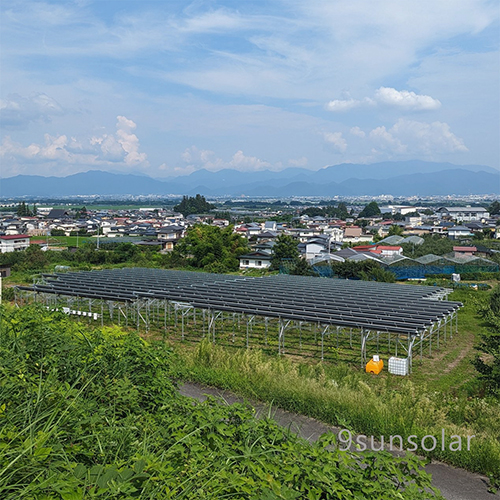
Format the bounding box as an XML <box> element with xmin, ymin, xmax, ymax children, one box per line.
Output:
<box><xmin>1</xmin><ymin>0</ymin><xmax>499</xmax><ymax>178</ymax></box>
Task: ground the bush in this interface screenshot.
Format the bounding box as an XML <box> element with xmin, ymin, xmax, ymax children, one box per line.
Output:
<box><xmin>0</xmin><ymin>306</ymin><xmax>442</xmax><ymax>499</ymax></box>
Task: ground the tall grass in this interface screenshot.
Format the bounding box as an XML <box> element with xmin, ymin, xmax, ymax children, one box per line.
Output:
<box><xmin>174</xmin><ymin>340</ymin><xmax>500</xmax><ymax>480</ymax></box>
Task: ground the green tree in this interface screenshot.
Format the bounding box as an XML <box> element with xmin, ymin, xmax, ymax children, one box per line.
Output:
<box><xmin>290</xmin><ymin>258</ymin><xmax>318</xmax><ymax>276</ymax></box>
<box><xmin>473</xmin><ymin>286</ymin><xmax>500</xmax><ymax>394</ymax></box>
<box><xmin>358</xmin><ymin>201</ymin><xmax>381</xmax><ymax>218</ymax></box>
<box><xmin>270</xmin><ymin>234</ymin><xmax>299</xmax><ymax>270</ymax></box>
<box><xmin>174</xmin><ymin>224</ymin><xmax>248</xmax><ymax>271</ymax></box>
<box><xmin>488</xmin><ymin>201</ymin><xmax>500</xmax><ymax>216</ymax></box>
<box><xmin>331</xmin><ymin>260</ymin><xmax>395</xmax><ymax>282</ymax></box>
<box><xmin>388</xmin><ymin>225</ymin><xmax>404</xmax><ymax>236</ymax></box>
<box><xmin>174</xmin><ymin>194</ymin><xmax>215</xmax><ymax>217</ymax></box>
<box><xmin>16</xmin><ymin>202</ymin><xmax>31</xmax><ymax>217</ymax></box>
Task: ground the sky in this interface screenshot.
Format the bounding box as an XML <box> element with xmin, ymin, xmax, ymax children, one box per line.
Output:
<box><xmin>0</xmin><ymin>0</ymin><xmax>499</xmax><ymax>179</ymax></box>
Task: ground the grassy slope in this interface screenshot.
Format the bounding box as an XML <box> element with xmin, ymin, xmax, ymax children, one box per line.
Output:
<box><xmin>167</xmin><ymin>285</ymin><xmax>500</xmax><ymax>481</ymax></box>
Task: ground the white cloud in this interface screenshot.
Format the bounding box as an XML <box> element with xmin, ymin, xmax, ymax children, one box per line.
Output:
<box><xmin>368</xmin><ymin>119</ymin><xmax>468</xmax><ymax>156</ymax></box>
<box><xmin>325</xmin><ymin>99</ymin><xmax>362</xmax><ymax>112</ymax></box>
<box><xmin>326</xmin><ymin>87</ymin><xmax>441</xmax><ymax>113</ymax></box>
<box><xmin>180</xmin><ymin>145</ymin><xmax>276</xmax><ymax>172</ymax></box>
<box><xmin>390</xmin><ymin>119</ymin><xmax>468</xmax><ymax>154</ymax></box>
<box><xmin>0</xmin><ymin>115</ymin><xmax>148</xmax><ymax>176</ymax></box>
<box><xmin>288</xmin><ymin>156</ymin><xmax>308</xmax><ymax>167</ymax></box>
<box><xmin>0</xmin><ymin>93</ymin><xmax>64</xmax><ymax>129</ymax></box>
<box><xmin>375</xmin><ymin>87</ymin><xmax>441</xmax><ymax>110</ymax></box>
<box><xmin>323</xmin><ymin>132</ymin><xmax>347</xmax><ymax>153</ymax></box>
<box><xmin>229</xmin><ymin>150</ymin><xmax>272</xmax><ymax>171</ymax></box>
<box><xmin>350</xmin><ymin>126</ymin><xmax>366</xmax><ymax>138</ymax></box>
<box><xmin>369</xmin><ymin>126</ymin><xmax>407</xmax><ymax>154</ymax></box>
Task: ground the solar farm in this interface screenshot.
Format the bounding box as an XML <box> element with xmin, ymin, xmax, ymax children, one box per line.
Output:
<box><xmin>16</xmin><ymin>268</ymin><xmax>462</xmax><ymax>371</ymax></box>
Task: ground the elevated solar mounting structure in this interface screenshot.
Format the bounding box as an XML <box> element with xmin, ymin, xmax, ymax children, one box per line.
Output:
<box><xmin>16</xmin><ymin>268</ymin><xmax>462</xmax><ymax>372</ymax></box>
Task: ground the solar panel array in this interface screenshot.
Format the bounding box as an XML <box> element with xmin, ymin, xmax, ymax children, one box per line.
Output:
<box><xmin>21</xmin><ymin>268</ymin><xmax>461</xmax><ymax>335</ymax></box>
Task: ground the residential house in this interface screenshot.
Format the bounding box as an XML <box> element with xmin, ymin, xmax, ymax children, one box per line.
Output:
<box><xmin>0</xmin><ymin>234</ymin><xmax>30</xmax><ymax>253</ymax></box>
<box><xmin>453</xmin><ymin>246</ymin><xmax>477</xmax><ymax>258</ymax></box>
<box><xmin>157</xmin><ymin>225</ymin><xmax>185</xmax><ymax>251</ymax></box>
<box><xmin>439</xmin><ymin>207</ymin><xmax>489</xmax><ymax>222</ymax></box>
<box><xmin>447</xmin><ymin>226</ymin><xmax>473</xmax><ymax>240</ymax></box>
<box><xmin>239</xmin><ymin>251</ymin><xmax>272</xmax><ymax>270</ymax></box>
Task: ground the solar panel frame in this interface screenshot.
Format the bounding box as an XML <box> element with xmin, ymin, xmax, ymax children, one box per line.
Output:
<box><xmin>21</xmin><ymin>268</ymin><xmax>461</xmax><ymax>335</ymax></box>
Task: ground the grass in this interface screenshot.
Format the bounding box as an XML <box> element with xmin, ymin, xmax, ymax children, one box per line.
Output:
<box><xmin>166</xmin><ymin>285</ymin><xmax>500</xmax><ymax>482</ymax></box>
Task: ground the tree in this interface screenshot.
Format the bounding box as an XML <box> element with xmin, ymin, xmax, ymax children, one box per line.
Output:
<box><xmin>290</xmin><ymin>258</ymin><xmax>318</xmax><ymax>276</ymax></box>
<box><xmin>331</xmin><ymin>260</ymin><xmax>395</xmax><ymax>282</ymax></box>
<box><xmin>174</xmin><ymin>194</ymin><xmax>215</xmax><ymax>217</ymax></box>
<box><xmin>174</xmin><ymin>224</ymin><xmax>248</xmax><ymax>271</ymax></box>
<box><xmin>388</xmin><ymin>225</ymin><xmax>404</xmax><ymax>236</ymax></box>
<box><xmin>270</xmin><ymin>234</ymin><xmax>300</xmax><ymax>270</ymax></box>
<box><xmin>16</xmin><ymin>202</ymin><xmax>32</xmax><ymax>217</ymax></box>
<box><xmin>488</xmin><ymin>201</ymin><xmax>500</xmax><ymax>216</ymax></box>
<box><xmin>473</xmin><ymin>286</ymin><xmax>500</xmax><ymax>394</ymax></box>
<box><xmin>358</xmin><ymin>201</ymin><xmax>381</xmax><ymax>218</ymax></box>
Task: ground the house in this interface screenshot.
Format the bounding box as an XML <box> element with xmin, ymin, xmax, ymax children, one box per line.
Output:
<box><xmin>447</xmin><ymin>226</ymin><xmax>473</xmax><ymax>240</ymax></box>
<box><xmin>343</xmin><ymin>226</ymin><xmax>373</xmax><ymax>244</ymax></box>
<box><xmin>239</xmin><ymin>251</ymin><xmax>272</xmax><ymax>270</ymax></box>
<box><xmin>157</xmin><ymin>225</ymin><xmax>184</xmax><ymax>251</ymax></box>
<box><xmin>0</xmin><ymin>234</ymin><xmax>30</xmax><ymax>253</ymax></box>
<box><xmin>375</xmin><ymin>245</ymin><xmax>403</xmax><ymax>257</ymax></box>
<box><xmin>405</xmin><ymin>215</ymin><xmax>422</xmax><ymax>226</ymax></box>
<box><xmin>264</xmin><ymin>221</ymin><xmax>277</xmax><ymax>231</ymax></box>
<box><xmin>439</xmin><ymin>207</ymin><xmax>489</xmax><ymax>222</ymax></box>
<box><xmin>352</xmin><ymin>244</ymin><xmax>403</xmax><ymax>257</ymax></box>
<box><xmin>46</xmin><ymin>209</ymin><xmax>71</xmax><ymax>219</ymax></box>
<box><xmin>301</xmin><ymin>237</ymin><xmax>328</xmax><ymax>261</ymax></box>
<box><xmin>453</xmin><ymin>246</ymin><xmax>477</xmax><ymax>258</ymax></box>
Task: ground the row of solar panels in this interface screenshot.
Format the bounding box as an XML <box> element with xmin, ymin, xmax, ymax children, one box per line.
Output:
<box><xmin>19</xmin><ymin>268</ymin><xmax>461</xmax><ymax>335</ymax></box>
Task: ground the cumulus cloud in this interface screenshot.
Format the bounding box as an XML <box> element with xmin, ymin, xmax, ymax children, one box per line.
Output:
<box><xmin>390</xmin><ymin>119</ymin><xmax>468</xmax><ymax>154</ymax></box>
<box><xmin>0</xmin><ymin>115</ymin><xmax>149</xmax><ymax>175</ymax></box>
<box><xmin>326</xmin><ymin>87</ymin><xmax>441</xmax><ymax>113</ymax></box>
<box><xmin>375</xmin><ymin>87</ymin><xmax>441</xmax><ymax>110</ymax></box>
<box><xmin>0</xmin><ymin>93</ymin><xmax>64</xmax><ymax>129</ymax></box>
<box><xmin>369</xmin><ymin>126</ymin><xmax>407</xmax><ymax>154</ymax></box>
<box><xmin>325</xmin><ymin>99</ymin><xmax>361</xmax><ymax>112</ymax></box>
<box><xmin>368</xmin><ymin>119</ymin><xmax>467</xmax><ymax>156</ymax></box>
<box><xmin>323</xmin><ymin>132</ymin><xmax>347</xmax><ymax>153</ymax></box>
<box><xmin>179</xmin><ymin>145</ymin><xmax>276</xmax><ymax>172</ymax></box>
<box><xmin>350</xmin><ymin>126</ymin><xmax>366</xmax><ymax>138</ymax></box>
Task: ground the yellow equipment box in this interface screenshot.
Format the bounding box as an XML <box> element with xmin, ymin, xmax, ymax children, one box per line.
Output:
<box><xmin>366</xmin><ymin>355</ymin><xmax>383</xmax><ymax>375</ymax></box>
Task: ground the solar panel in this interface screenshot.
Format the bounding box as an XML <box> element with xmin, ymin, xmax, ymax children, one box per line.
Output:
<box><xmin>20</xmin><ymin>268</ymin><xmax>461</xmax><ymax>335</ymax></box>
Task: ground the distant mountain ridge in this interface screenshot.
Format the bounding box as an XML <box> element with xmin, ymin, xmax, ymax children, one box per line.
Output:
<box><xmin>2</xmin><ymin>161</ymin><xmax>499</xmax><ymax>197</ymax></box>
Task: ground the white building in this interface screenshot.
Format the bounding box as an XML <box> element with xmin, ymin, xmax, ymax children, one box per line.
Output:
<box><xmin>239</xmin><ymin>251</ymin><xmax>272</xmax><ymax>269</ymax></box>
<box><xmin>0</xmin><ymin>235</ymin><xmax>30</xmax><ymax>253</ymax></box>
<box><xmin>439</xmin><ymin>207</ymin><xmax>489</xmax><ymax>222</ymax></box>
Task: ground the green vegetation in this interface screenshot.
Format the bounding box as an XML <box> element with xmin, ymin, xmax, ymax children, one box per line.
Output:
<box><xmin>358</xmin><ymin>201</ymin><xmax>381</xmax><ymax>218</ymax></box>
<box><xmin>173</xmin><ymin>194</ymin><xmax>215</xmax><ymax>216</ymax></box>
<box><xmin>0</xmin><ymin>305</ymin><xmax>442</xmax><ymax>499</ymax></box>
<box><xmin>173</xmin><ymin>339</ymin><xmax>500</xmax><ymax>484</ymax></box>
<box><xmin>330</xmin><ymin>260</ymin><xmax>396</xmax><ymax>282</ymax></box>
<box><xmin>473</xmin><ymin>285</ymin><xmax>500</xmax><ymax>394</ymax></box>
<box><xmin>400</xmin><ymin>234</ymin><xmax>453</xmax><ymax>258</ymax></box>
<box><xmin>173</xmin><ymin>224</ymin><xmax>248</xmax><ymax>272</ymax></box>
<box><xmin>165</xmin><ymin>285</ymin><xmax>500</xmax><ymax>486</ymax></box>
<box><xmin>270</xmin><ymin>234</ymin><xmax>300</xmax><ymax>270</ymax></box>
<box><xmin>300</xmin><ymin>203</ymin><xmax>349</xmax><ymax>219</ymax></box>
<box><xmin>15</xmin><ymin>202</ymin><xmax>37</xmax><ymax>217</ymax></box>
<box><xmin>387</xmin><ymin>225</ymin><xmax>404</xmax><ymax>236</ymax></box>
<box><xmin>488</xmin><ymin>200</ymin><xmax>500</xmax><ymax>216</ymax></box>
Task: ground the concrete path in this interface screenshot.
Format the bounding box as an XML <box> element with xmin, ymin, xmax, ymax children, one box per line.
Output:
<box><xmin>179</xmin><ymin>381</ymin><xmax>496</xmax><ymax>500</ymax></box>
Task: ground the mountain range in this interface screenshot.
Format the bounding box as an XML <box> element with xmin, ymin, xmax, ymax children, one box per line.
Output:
<box><xmin>2</xmin><ymin>161</ymin><xmax>499</xmax><ymax>197</ymax></box>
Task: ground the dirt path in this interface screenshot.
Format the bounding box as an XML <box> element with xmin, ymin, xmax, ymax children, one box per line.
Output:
<box><xmin>179</xmin><ymin>381</ymin><xmax>497</xmax><ymax>500</ymax></box>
